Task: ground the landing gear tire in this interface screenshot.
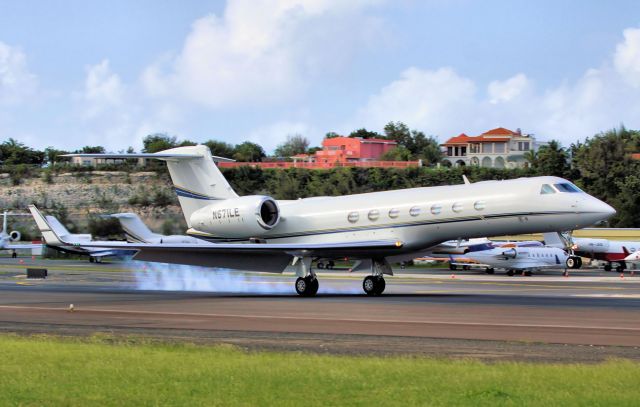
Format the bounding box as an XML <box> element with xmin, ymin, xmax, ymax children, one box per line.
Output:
<box><xmin>449</xmin><ymin>264</ymin><xmax>457</xmax><ymax>271</ymax></box>
<box><xmin>604</xmin><ymin>264</ymin><xmax>612</xmax><ymax>272</ymax></box>
<box><xmin>524</xmin><ymin>270</ymin><xmax>532</xmax><ymax>277</ymax></box>
<box><xmin>11</xmin><ymin>251</ymin><xmax>16</xmax><ymax>259</ymax></box>
<box><xmin>576</xmin><ymin>257</ymin><xmax>583</xmax><ymax>268</ymax></box>
<box><xmin>295</xmin><ymin>276</ymin><xmax>319</xmax><ymax>297</ymax></box>
<box><xmin>566</xmin><ymin>257</ymin><xmax>576</xmax><ymax>269</ymax></box>
<box><xmin>463</xmin><ymin>265</ymin><xmax>471</xmax><ymax>271</ymax></box>
<box><xmin>485</xmin><ymin>268</ymin><xmax>495</xmax><ymax>275</ymax></box>
<box><xmin>507</xmin><ymin>269</ymin><xmax>515</xmax><ymax>276</ymax></box>
<box><xmin>327</xmin><ymin>261</ymin><xmax>335</xmax><ymax>270</ymax></box>
<box><xmin>89</xmin><ymin>257</ymin><xmax>95</xmax><ymax>263</ymax></box>
<box><xmin>616</xmin><ymin>265</ymin><xmax>625</xmax><ymax>273</ymax></box>
<box><xmin>363</xmin><ymin>275</ymin><xmax>386</xmax><ymax>296</ymax></box>
<box><xmin>317</xmin><ymin>262</ymin><xmax>325</xmax><ymax>269</ymax></box>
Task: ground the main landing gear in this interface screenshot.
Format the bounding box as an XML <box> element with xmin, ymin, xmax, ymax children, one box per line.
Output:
<box><xmin>566</xmin><ymin>256</ymin><xmax>582</xmax><ymax>269</ymax></box>
<box><xmin>362</xmin><ymin>258</ymin><xmax>392</xmax><ymax>296</ymax></box>
<box><xmin>295</xmin><ymin>276</ymin><xmax>319</xmax><ymax>296</ymax></box>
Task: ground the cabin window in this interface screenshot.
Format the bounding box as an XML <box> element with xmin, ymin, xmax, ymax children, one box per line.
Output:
<box><xmin>473</xmin><ymin>201</ymin><xmax>486</xmax><ymax>211</ymax></box>
<box><xmin>347</xmin><ymin>212</ymin><xmax>359</xmax><ymax>223</ymax></box>
<box><xmin>388</xmin><ymin>208</ymin><xmax>399</xmax><ymax>219</ymax></box>
<box><xmin>368</xmin><ymin>209</ymin><xmax>380</xmax><ymax>221</ymax></box>
<box><xmin>430</xmin><ymin>204</ymin><xmax>442</xmax><ymax>215</ymax></box>
<box><xmin>540</xmin><ymin>184</ymin><xmax>556</xmax><ymax>194</ymax></box>
<box><xmin>554</xmin><ymin>183</ymin><xmax>582</xmax><ymax>193</ymax></box>
<box><xmin>452</xmin><ymin>202</ymin><xmax>463</xmax><ymax>213</ymax></box>
<box><xmin>409</xmin><ymin>206</ymin><xmax>421</xmax><ymax>217</ymax></box>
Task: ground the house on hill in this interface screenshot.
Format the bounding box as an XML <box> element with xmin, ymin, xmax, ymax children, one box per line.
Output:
<box><xmin>441</xmin><ymin>127</ymin><xmax>539</xmax><ymax>168</ymax></box>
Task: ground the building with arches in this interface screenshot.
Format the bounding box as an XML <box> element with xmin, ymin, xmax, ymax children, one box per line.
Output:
<box><xmin>441</xmin><ymin>127</ymin><xmax>538</xmax><ymax>168</ymax></box>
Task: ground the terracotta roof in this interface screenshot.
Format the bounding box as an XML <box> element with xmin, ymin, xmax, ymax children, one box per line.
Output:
<box><xmin>442</xmin><ymin>133</ymin><xmax>470</xmax><ymax>145</ymax></box>
<box><xmin>481</xmin><ymin>127</ymin><xmax>518</xmax><ymax>136</ymax></box>
<box><xmin>465</xmin><ymin>137</ymin><xmax>511</xmax><ymax>143</ymax></box>
<box><xmin>632</xmin><ymin>153</ymin><xmax>640</xmax><ymax>160</ymax></box>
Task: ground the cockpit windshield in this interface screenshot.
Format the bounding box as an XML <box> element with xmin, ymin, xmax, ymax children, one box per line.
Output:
<box><xmin>540</xmin><ymin>184</ymin><xmax>556</xmax><ymax>194</ymax></box>
<box><xmin>554</xmin><ymin>183</ymin><xmax>582</xmax><ymax>193</ymax></box>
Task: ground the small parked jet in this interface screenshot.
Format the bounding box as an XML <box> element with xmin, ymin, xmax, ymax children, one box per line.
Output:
<box><xmin>31</xmin><ymin>213</ymin><xmax>135</xmax><ymax>262</ymax></box>
<box><xmin>449</xmin><ymin>244</ymin><xmax>570</xmax><ymax>276</ymax></box>
<box><xmin>0</xmin><ymin>211</ymin><xmax>40</xmax><ymax>257</ymax></box>
<box><xmin>57</xmin><ymin>145</ymin><xmax>615</xmax><ymax>296</ymax></box>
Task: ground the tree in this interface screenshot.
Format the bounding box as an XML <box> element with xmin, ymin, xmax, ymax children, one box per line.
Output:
<box><xmin>203</xmin><ymin>140</ymin><xmax>236</xmax><ymax>158</ymax></box>
<box><xmin>383</xmin><ymin>122</ymin><xmax>441</xmax><ymax>163</ymax></box>
<box><xmin>274</xmin><ymin>134</ymin><xmax>309</xmax><ymax>158</ymax></box>
<box><xmin>77</xmin><ymin>146</ymin><xmax>106</xmax><ymax>154</ymax></box>
<box><xmin>142</xmin><ymin>133</ymin><xmax>178</xmax><ymax>153</ymax></box>
<box><xmin>233</xmin><ymin>142</ymin><xmax>266</xmax><ymax>162</ymax></box>
<box><xmin>43</xmin><ymin>147</ymin><xmax>69</xmax><ymax>166</ymax></box>
<box><xmin>532</xmin><ymin>140</ymin><xmax>569</xmax><ymax>177</ymax></box>
<box><xmin>379</xmin><ymin>146</ymin><xmax>412</xmax><ymax>161</ymax></box>
<box><xmin>348</xmin><ymin>128</ymin><xmax>382</xmax><ymax>139</ymax></box>
<box><xmin>325</xmin><ymin>132</ymin><xmax>340</xmax><ymax>139</ymax></box>
<box><xmin>383</xmin><ymin>122</ymin><xmax>411</xmax><ymax>146</ymax></box>
<box><xmin>0</xmin><ymin>138</ymin><xmax>45</xmax><ymax>165</ymax></box>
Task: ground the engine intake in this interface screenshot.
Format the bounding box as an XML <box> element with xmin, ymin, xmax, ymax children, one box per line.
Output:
<box><xmin>9</xmin><ymin>230</ymin><xmax>20</xmax><ymax>242</ymax></box>
<box><xmin>190</xmin><ymin>195</ymin><xmax>281</xmax><ymax>238</ymax></box>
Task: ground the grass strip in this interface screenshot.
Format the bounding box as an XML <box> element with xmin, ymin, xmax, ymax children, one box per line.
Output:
<box><xmin>0</xmin><ymin>334</ymin><xmax>638</xmax><ymax>406</ymax></box>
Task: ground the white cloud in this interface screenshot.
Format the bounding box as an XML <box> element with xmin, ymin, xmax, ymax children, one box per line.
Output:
<box><xmin>143</xmin><ymin>0</ymin><xmax>384</xmax><ymax>108</ymax></box>
<box><xmin>614</xmin><ymin>27</ymin><xmax>640</xmax><ymax>87</ymax></box>
<box><xmin>81</xmin><ymin>59</ymin><xmax>125</xmax><ymax>118</ymax></box>
<box><xmin>0</xmin><ymin>41</ymin><xmax>37</xmax><ymax>105</ymax></box>
<box><xmin>350</xmin><ymin>27</ymin><xmax>640</xmax><ymax>146</ymax></box>
<box><xmin>488</xmin><ymin>73</ymin><xmax>530</xmax><ymax>104</ymax></box>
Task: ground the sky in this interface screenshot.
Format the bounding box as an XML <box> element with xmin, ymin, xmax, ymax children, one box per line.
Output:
<box><xmin>0</xmin><ymin>0</ymin><xmax>639</xmax><ymax>153</ymax></box>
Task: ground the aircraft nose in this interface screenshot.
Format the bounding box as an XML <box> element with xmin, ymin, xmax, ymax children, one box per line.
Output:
<box><xmin>583</xmin><ymin>197</ymin><xmax>616</xmax><ymax>217</ymax></box>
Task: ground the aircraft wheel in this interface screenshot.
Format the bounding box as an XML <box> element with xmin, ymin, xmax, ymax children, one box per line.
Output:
<box><xmin>507</xmin><ymin>270</ymin><xmax>515</xmax><ymax>276</ymax></box>
<box><xmin>616</xmin><ymin>265</ymin><xmax>625</xmax><ymax>273</ymax></box>
<box><xmin>566</xmin><ymin>257</ymin><xmax>576</xmax><ymax>269</ymax></box>
<box><xmin>604</xmin><ymin>264</ymin><xmax>612</xmax><ymax>272</ymax></box>
<box><xmin>317</xmin><ymin>262</ymin><xmax>325</xmax><ymax>269</ymax></box>
<box><xmin>576</xmin><ymin>257</ymin><xmax>583</xmax><ymax>268</ymax></box>
<box><xmin>524</xmin><ymin>270</ymin><xmax>532</xmax><ymax>277</ymax></box>
<box><xmin>363</xmin><ymin>275</ymin><xmax>385</xmax><ymax>296</ymax></box>
<box><xmin>485</xmin><ymin>268</ymin><xmax>495</xmax><ymax>275</ymax></box>
<box><xmin>89</xmin><ymin>257</ymin><xmax>95</xmax><ymax>263</ymax></box>
<box><xmin>11</xmin><ymin>252</ymin><xmax>17</xmax><ymax>259</ymax></box>
<box><xmin>327</xmin><ymin>261</ymin><xmax>334</xmax><ymax>270</ymax></box>
<box><xmin>463</xmin><ymin>265</ymin><xmax>471</xmax><ymax>270</ymax></box>
<box><xmin>449</xmin><ymin>264</ymin><xmax>457</xmax><ymax>271</ymax></box>
<box><xmin>295</xmin><ymin>276</ymin><xmax>319</xmax><ymax>297</ymax></box>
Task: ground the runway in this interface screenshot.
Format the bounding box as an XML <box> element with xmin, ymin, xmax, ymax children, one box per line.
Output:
<box><xmin>1</xmin><ymin>257</ymin><xmax>640</xmax><ymax>361</ymax></box>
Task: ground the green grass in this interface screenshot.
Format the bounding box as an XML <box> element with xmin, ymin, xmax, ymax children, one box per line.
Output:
<box><xmin>0</xmin><ymin>335</ymin><xmax>639</xmax><ymax>406</ymax></box>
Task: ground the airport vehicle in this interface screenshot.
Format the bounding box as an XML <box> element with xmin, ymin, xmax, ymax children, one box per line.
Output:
<box><xmin>0</xmin><ymin>211</ymin><xmax>40</xmax><ymax>257</ymax></box>
<box><xmin>449</xmin><ymin>244</ymin><xmax>570</xmax><ymax>276</ymax></box>
<box><xmin>32</xmin><ymin>213</ymin><xmax>135</xmax><ymax>262</ymax></box>
<box><xmin>58</xmin><ymin>145</ymin><xmax>615</xmax><ymax>296</ymax></box>
<box><xmin>109</xmin><ymin>213</ymin><xmax>208</xmax><ymax>244</ymax></box>
<box><xmin>544</xmin><ymin>232</ymin><xmax>639</xmax><ymax>272</ymax></box>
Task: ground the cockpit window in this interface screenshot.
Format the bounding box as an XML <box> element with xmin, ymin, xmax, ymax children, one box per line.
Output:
<box><xmin>554</xmin><ymin>183</ymin><xmax>582</xmax><ymax>193</ymax></box>
<box><xmin>540</xmin><ymin>184</ymin><xmax>556</xmax><ymax>194</ymax></box>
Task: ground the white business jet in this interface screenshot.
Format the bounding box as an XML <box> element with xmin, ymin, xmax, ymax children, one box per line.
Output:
<box><xmin>52</xmin><ymin>145</ymin><xmax>614</xmax><ymax>296</ymax></box>
<box><xmin>0</xmin><ymin>211</ymin><xmax>39</xmax><ymax>256</ymax></box>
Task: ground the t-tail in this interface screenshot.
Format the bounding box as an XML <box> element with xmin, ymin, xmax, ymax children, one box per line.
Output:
<box><xmin>110</xmin><ymin>213</ymin><xmax>158</xmax><ymax>243</ymax></box>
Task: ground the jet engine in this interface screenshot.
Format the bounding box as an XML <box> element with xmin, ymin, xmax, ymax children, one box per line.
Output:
<box><xmin>500</xmin><ymin>248</ymin><xmax>517</xmax><ymax>259</ymax></box>
<box><xmin>9</xmin><ymin>231</ymin><xmax>20</xmax><ymax>241</ymax></box>
<box><xmin>189</xmin><ymin>195</ymin><xmax>280</xmax><ymax>238</ymax></box>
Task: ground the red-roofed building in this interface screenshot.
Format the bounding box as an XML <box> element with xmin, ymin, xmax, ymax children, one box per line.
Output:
<box><xmin>632</xmin><ymin>153</ymin><xmax>640</xmax><ymax>161</ymax></box>
<box><xmin>313</xmin><ymin>136</ymin><xmax>398</xmax><ymax>164</ymax></box>
<box><xmin>441</xmin><ymin>127</ymin><xmax>540</xmax><ymax>168</ymax></box>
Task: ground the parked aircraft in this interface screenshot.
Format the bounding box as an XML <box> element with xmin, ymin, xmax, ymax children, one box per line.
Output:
<box><xmin>625</xmin><ymin>251</ymin><xmax>640</xmax><ymax>263</ymax></box>
<box><xmin>30</xmin><ymin>212</ymin><xmax>135</xmax><ymax>262</ymax></box>
<box><xmin>59</xmin><ymin>145</ymin><xmax>615</xmax><ymax>296</ymax></box>
<box><xmin>544</xmin><ymin>232</ymin><xmax>639</xmax><ymax>272</ymax></box>
<box><xmin>109</xmin><ymin>213</ymin><xmax>208</xmax><ymax>244</ymax></box>
<box><xmin>449</xmin><ymin>244</ymin><xmax>570</xmax><ymax>276</ymax></box>
<box><xmin>0</xmin><ymin>211</ymin><xmax>39</xmax><ymax>257</ymax></box>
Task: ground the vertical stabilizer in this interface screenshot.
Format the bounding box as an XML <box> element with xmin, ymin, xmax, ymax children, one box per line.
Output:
<box><xmin>158</xmin><ymin>145</ymin><xmax>239</xmax><ymax>227</ymax></box>
<box><xmin>111</xmin><ymin>213</ymin><xmax>158</xmax><ymax>243</ymax></box>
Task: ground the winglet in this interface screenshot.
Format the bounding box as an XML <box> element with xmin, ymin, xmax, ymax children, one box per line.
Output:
<box><xmin>28</xmin><ymin>205</ymin><xmax>65</xmax><ymax>246</ymax></box>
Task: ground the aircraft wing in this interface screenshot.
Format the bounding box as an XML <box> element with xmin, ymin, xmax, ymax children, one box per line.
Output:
<box><xmin>2</xmin><ymin>243</ymin><xmax>41</xmax><ymax>250</ymax></box>
<box><xmin>65</xmin><ymin>240</ymin><xmax>405</xmax><ymax>272</ymax></box>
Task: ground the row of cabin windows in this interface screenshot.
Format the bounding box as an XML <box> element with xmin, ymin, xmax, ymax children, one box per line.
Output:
<box><xmin>347</xmin><ymin>201</ymin><xmax>487</xmax><ymax>223</ymax></box>
<box><xmin>530</xmin><ymin>252</ymin><xmax>554</xmax><ymax>258</ymax></box>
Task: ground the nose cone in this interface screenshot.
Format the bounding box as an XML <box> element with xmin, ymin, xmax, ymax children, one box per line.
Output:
<box><xmin>579</xmin><ymin>196</ymin><xmax>616</xmax><ymax>224</ymax></box>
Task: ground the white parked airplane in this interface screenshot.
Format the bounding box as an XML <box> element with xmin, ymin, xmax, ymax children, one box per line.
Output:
<box><xmin>109</xmin><ymin>213</ymin><xmax>208</xmax><ymax>244</ymax></box>
<box><xmin>449</xmin><ymin>244</ymin><xmax>570</xmax><ymax>276</ymax></box>
<box><xmin>625</xmin><ymin>251</ymin><xmax>640</xmax><ymax>263</ymax></box>
<box><xmin>544</xmin><ymin>232</ymin><xmax>639</xmax><ymax>272</ymax></box>
<box><xmin>58</xmin><ymin>145</ymin><xmax>615</xmax><ymax>296</ymax></box>
<box><xmin>31</xmin><ymin>212</ymin><xmax>135</xmax><ymax>262</ymax></box>
<box><xmin>0</xmin><ymin>211</ymin><xmax>39</xmax><ymax>256</ymax></box>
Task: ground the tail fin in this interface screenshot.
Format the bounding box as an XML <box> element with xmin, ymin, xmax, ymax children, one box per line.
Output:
<box><xmin>62</xmin><ymin>145</ymin><xmax>238</xmax><ymax>228</ymax></box>
<box><xmin>542</xmin><ymin>232</ymin><xmax>568</xmax><ymax>249</ymax></box>
<box><xmin>28</xmin><ymin>205</ymin><xmax>65</xmax><ymax>246</ymax></box>
<box><xmin>110</xmin><ymin>213</ymin><xmax>158</xmax><ymax>243</ymax></box>
<box><xmin>44</xmin><ymin>215</ymin><xmax>71</xmax><ymax>237</ymax></box>
<box><xmin>159</xmin><ymin>145</ymin><xmax>238</xmax><ymax>226</ymax></box>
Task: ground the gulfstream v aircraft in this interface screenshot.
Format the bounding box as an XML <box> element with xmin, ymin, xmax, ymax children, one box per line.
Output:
<box><xmin>57</xmin><ymin>145</ymin><xmax>615</xmax><ymax>296</ymax></box>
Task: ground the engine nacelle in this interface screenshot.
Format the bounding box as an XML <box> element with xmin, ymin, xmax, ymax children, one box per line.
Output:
<box><xmin>500</xmin><ymin>248</ymin><xmax>517</xmax><ymax>259</ymax></box>
<box><xmin>190</xmin><ymin>195</ymin><xmax>280</xmax><ymax>238</ymax></box>
<box><xmin>9</xmin><ymin>230</ymin><xmax>20</xmax><ymax>242</ymax></box>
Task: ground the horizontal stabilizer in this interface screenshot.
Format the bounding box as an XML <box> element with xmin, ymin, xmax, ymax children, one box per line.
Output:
<box><xmin>61</xmin><ymin>152</ymin><xmax>235</xmax><ymax>163</ymax></box>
